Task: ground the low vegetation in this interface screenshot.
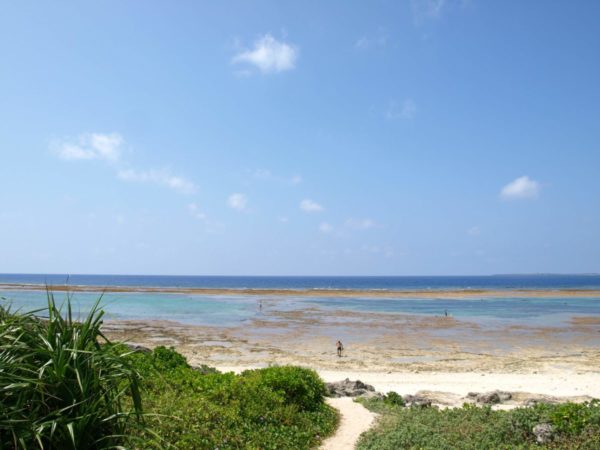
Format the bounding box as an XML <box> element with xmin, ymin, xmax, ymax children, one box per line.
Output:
<box><xmin>357</xmin><ymin>394</ymin><xmax>600</xmax><ymax>449</ymax></box>
<box><xmin>0</xmin><ymin>296</ymin><xmax>337</xmax><ymax>449</ymax></box>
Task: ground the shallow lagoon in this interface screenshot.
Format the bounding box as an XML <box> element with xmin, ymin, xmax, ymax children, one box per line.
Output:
<box><xmin>1</xmin><ymin>289</ymin><xmax>598</xmax><ymax>328</ymax></box>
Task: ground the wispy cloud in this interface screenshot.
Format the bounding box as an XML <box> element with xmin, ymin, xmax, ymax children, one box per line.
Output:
<box><xmin>411</xmin><ymin>0</ymin><xmax>470</xmax><ymax>26</ymax></box>
<box><xmin>188</xmin><ymin>203</ymin><xmax>223</xmax><ymax>233</ymax></box>
<box><xmin>467</xmin><ymin>226</ymin><xmax>481</xmax><ymax>236</ymax></box>
<box><xmin>53</xmin><ymin>132</ymin><xmax>198</xmax><ymax>195</ymax></box>
<box><xmin>228</xmin><ymin>193</ymin><xmax>248</xmax><ymax>211</ymax></box>
<box><xmin>355</xmin><ymin>28</ymin><xmax>388</xmax><ymax>50</ymax></box>
<box><xmin>300</xmin><ymin>199</ymin><xmax>324</xmax><ymax>213</ymax></box>
<box><xmin>361</xmin><ymin>244</ymin><xmax>395</xmax><ymax>258</ymax></box>
<box><xmin>251</xmin><ymin>169</ymin><xmax>302</xmax><ymax>185</ymax></box>
<box><xmin>319</xmin><ymin>222</ymin><xmax>333</xmax><ymax>233</ymax></box>
<box><xmin>54</xmin><ymin>133</ymin><xmax>123</xmax><ymax>163</ymax></box>
<box><xmin>188</xmin><ymin>202</ymin><xmax>207</xmax><ymax>220</ymax></box>
<box><xmin>345</xmin><ymin>218</ymin><xmax>377</xmax><ymax>230</ymax></box>
<box><xmin>117</xmin><ymin>168</ymin><xmax>197</xmax><ymax>194</ymax></box>
<box><xmin>500</xmin><ymin>176</ymin><xmax>541</xmax><ymax>200</ymax></box>
<box><xmin>411</xmin><ymin>0</ymin><xmax>446</xmax><ymax>24</ymax></box>
<box><xmin>232</xmin><ymin>34</ymin><xmax>298</xmax><ymax>74</ymax></box>
<box><xmin>386</xmin><ymin>99</ymin><xmax>416</xmax><ymax>120</ymax></box>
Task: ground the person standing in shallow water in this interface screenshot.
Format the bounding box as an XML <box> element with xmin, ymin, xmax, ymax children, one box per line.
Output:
<box><xmin>336</xmin><ymin>340</ymin><xmax>344</xmax><ymax>357</ymax></box>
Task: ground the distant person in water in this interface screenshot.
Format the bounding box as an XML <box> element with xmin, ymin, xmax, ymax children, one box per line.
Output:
<box><xmin>336</xmin><ymin>340</ymin><xmax>344</xmax><ymax>357</ymax></box>
<box><xmin>444</xmin><ymin>309</ymin><xmax>448</xmax><ymax>317</ymax></box>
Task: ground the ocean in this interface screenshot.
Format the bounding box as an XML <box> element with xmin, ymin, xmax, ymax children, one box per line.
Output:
<box><xmin>1</xmin><ymin>274</ymin><xmax>599</xmax><ymax>327</ymax></box>
<box><xmin>2</xmin><ymin>273</ymin><xmax>600</xmax><ymax>290</ymax></box>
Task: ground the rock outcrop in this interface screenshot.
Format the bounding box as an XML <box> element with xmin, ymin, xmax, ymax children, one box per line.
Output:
<box><xmin>326</xmin><ymin>379</ymin><xmax>377</xmax><ymax>398</ymax></box>
<box><xmin>467</xmin><ymin>390</ymin><xmax>512</xmax><ymax>405</ymax></box>
<box><xmin>403</xmin><ymin>394</ymin><xmax>432</xmax><ymax>407</ymax></box>
<box><xmin>532</xmin><ymin>423</ymin><xmax>554</xmax><ymax>444</ymax></box>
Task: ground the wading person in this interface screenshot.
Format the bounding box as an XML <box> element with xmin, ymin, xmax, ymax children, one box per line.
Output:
<box><xmin>336</xmin><ymin>340</ymin><xmax>344</xmax><ymax>357</ymax></box>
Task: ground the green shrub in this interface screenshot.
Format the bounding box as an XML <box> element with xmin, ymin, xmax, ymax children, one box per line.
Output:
<box><xmin>357</xmin><ymin>398</ymin><xmax>600</xmax><ymax>450</ymax></box>
<box><xmin>0</xmin><ymin>294</ymin><xmax>143</xmax><ymax>450</ymax></box>
<box><xmin>0</xmin><ymin>297</ymin><xmax>337</xmax><ymax>449</ymax></box>
<box><xmin>241</xmin><ymin>366</ymin><xmax>327</xmax><ymax>412</ymax></box>
<box><xmin>383</xmin><ymin>391</ymin><xmax>405</xmax><ymax>407</ymax></box>
<box><xmin>127</xmin><ymin>350</ymin><xmax>337</xmax><ymax>449</ymax></box>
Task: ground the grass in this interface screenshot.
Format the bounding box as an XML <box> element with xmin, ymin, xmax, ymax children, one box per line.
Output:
<box><xmin>0</xmin><ymin>295</ymin><xmax>338</xmax><ymax>449</ymax></box>
<box><xmin>357</xmin><ymin>394</ymin><xmax>600</xmax><ymax>449</ymax></box>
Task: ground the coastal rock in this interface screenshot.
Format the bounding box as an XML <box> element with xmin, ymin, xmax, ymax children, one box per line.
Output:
<box><xmin>326</xmin><ymin>379</ymin><xmax>376</xmax><ymax>398</ymax></box>
<box><xmin>533</xmin><ymin>423</ymin><xmax>554</xmax><ymax>444</ymax></box>
<box><xmin>125</xmin><ymin>343</ymin><xmax>152</xmax><ymax>353</ymax></box>
<box><xmin>524</xmin><ymin>397</ymin><xmax>556</xmax><ymax>407</ymax></box>
<box><xmin>467</xmin><ymin>390</ymin><xmax>512</xmax><ymax>404</ymax></box>
<box><xmin>403</xmin><ymin>394</ymin><xmax>432</xmax><ymax>407</ymax></box>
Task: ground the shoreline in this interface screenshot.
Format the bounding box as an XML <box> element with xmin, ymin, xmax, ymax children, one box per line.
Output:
<box><xmin>217</xmin><ymin>365</ymin><xmax>600</xmax><ymax>402</ymax></box>
<box><xmin>2</xmin><ymin>282</ymin><xmax>600</xmax><ymax>299</ymax></box>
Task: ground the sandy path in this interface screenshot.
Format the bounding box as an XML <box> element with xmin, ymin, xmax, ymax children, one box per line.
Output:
<box><xmin>320</xmin><ymin>397</ymin><xmax>377</xmax><ymax>450</ymax></box>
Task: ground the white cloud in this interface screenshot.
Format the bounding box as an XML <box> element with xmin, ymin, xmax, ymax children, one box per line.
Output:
<box><xmin>54</xmin><ymin>132</ymin><xmax>198</xmax><ymax>196</ymax></box>
<box><xmin>300</xmin><ymin>199</ymin><xmax>324</xmax><ymax>212</ymax></box>
<box><xmin>319</xmin><ymin>222</ymin><xmax>333</xmax><ymax>233</ymax></box>
<box><xmin>290</xmin><ymin>175</ymin><xmax>303</xmax><ymax>185</ymax></box>
<box><xmin>232</xmin><ymin>34</ymin><xmax>298</xmax><ymax>74</ymax></box>
<box><xmin>467</xmin><ymin>226</ymin><xmax>481</xmax><ymax>236</ymax></box>
<box><xmin>500</xmin><ymin>176</ymin><xmax>541</xmax><ymax>200</ymax></box>
<box><xmin>228</xmin><ymin>193</ymin><xmax>247</xmax><ymax>211</ymax></box>
<box><xmin>386</xmin><ymin>99</ymin><xmax>416</xmax><ymax>120</ymax></box>
<box><xmin>117</xmin><ymin>168</ymin><xmax>197</xmax><ymax>194</ymax></box>
<box><xmin>54</xmin><ymin>133</ymin><xmax>123</xmax><ymax>162</ymax></box>
<box><xmin>345</xmin><ymin>218</ymin><xmax>376</xmax><ymax>230</ymax></box>
<box><xmin>278</xmin><ymin>216</ymin><xmax>289</xmax><ymax>223</ymax></box>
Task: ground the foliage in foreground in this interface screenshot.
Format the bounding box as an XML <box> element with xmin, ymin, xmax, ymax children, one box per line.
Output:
<box><xmin>357</xmin><ymin>396</ymin><xmax>600</xmax><ymax>450</ymax></box>
<box><xmin>127</xmin><ymin>347</ymin><xmax>338</xmax><ymax>449</ymax></box>
<box><xmin>0</xmin><ymin>295</ymin><xmax>142</xmax><ymax>449</ymax></box>
<box><xmin>0</xmin><ymin>296</ymin><xmax>337</xmax><ymax>449</ymax></box>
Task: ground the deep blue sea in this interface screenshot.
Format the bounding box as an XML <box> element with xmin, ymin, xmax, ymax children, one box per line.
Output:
<box><xmin>1</xmin><ymin>274</ymin><xmax>599</xmax><ymax>327</ymax></box>
<box><xmin>1</xmin><ymin>273</ymin><xmax>600</xmax><ymax>290</ymax></box>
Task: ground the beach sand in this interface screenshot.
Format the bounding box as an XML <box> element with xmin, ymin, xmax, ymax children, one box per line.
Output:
<box><xmin>103</xmin><ymin>301</ymin><xmax>600</xmax><ymax>406</ymax></box>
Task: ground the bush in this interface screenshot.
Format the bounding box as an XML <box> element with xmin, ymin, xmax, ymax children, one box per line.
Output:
<box><xmin>0</xmin><ymin>297</ymin><xmax>338</xmax><ymax>449</ymax></box>
<box><xmin>127</xmin><ymin>350</ymin><xmax>338</xmax><ymax>449</ymax></box>
<box><xmin>241</xmin><ymin>366</ymin><xmax>327</xmax><ymax>412</ymax></box>
<box><xmin>357</xmin><ymin>398</ymin><xmax>600</xmax><ymax>450</ymax></box>
<box><xmin>383</xmin><ymin>391</ymin><xmax>405</xmax><ymax>407</ymax></box>
<box><xmin>0</xmin><ymin>294</ymin><xmax>143</xmax><ymax>449</ymax></box>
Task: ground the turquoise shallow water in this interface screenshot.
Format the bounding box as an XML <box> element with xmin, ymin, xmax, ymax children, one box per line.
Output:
<box><xmin>1</xmin><ymin>289</ymin><xmax>599</xmax><ymax>328</ymax></box>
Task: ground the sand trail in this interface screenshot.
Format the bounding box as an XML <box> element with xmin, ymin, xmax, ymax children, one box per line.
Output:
<box><xmin>320</xmin><ymin>397</ymin><xmax>377</xmax><ymax>450</ymax></box>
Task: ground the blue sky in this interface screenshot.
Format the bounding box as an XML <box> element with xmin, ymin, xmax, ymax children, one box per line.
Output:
<box><xmin>1</xmin><ymin>1</ymin><xmax>599</xmax><ymax>275</ymax></box>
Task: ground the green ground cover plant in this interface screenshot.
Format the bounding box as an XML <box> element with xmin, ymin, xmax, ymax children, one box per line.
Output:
<box><xmin>0</xmin><ymin>296</ymin><xmax>337</xmax><ymax>449</ymax></box>
<box><xmin>357</xmin><ymin>395</ymin><xmax>600</xmax><ymax>450</ymax></box>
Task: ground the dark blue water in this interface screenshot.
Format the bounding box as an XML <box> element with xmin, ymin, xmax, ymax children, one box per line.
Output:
<box><xmin>1</xmin><ymin>274</ymin><xmax>600</xmax><ymax>290</ymax></box>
